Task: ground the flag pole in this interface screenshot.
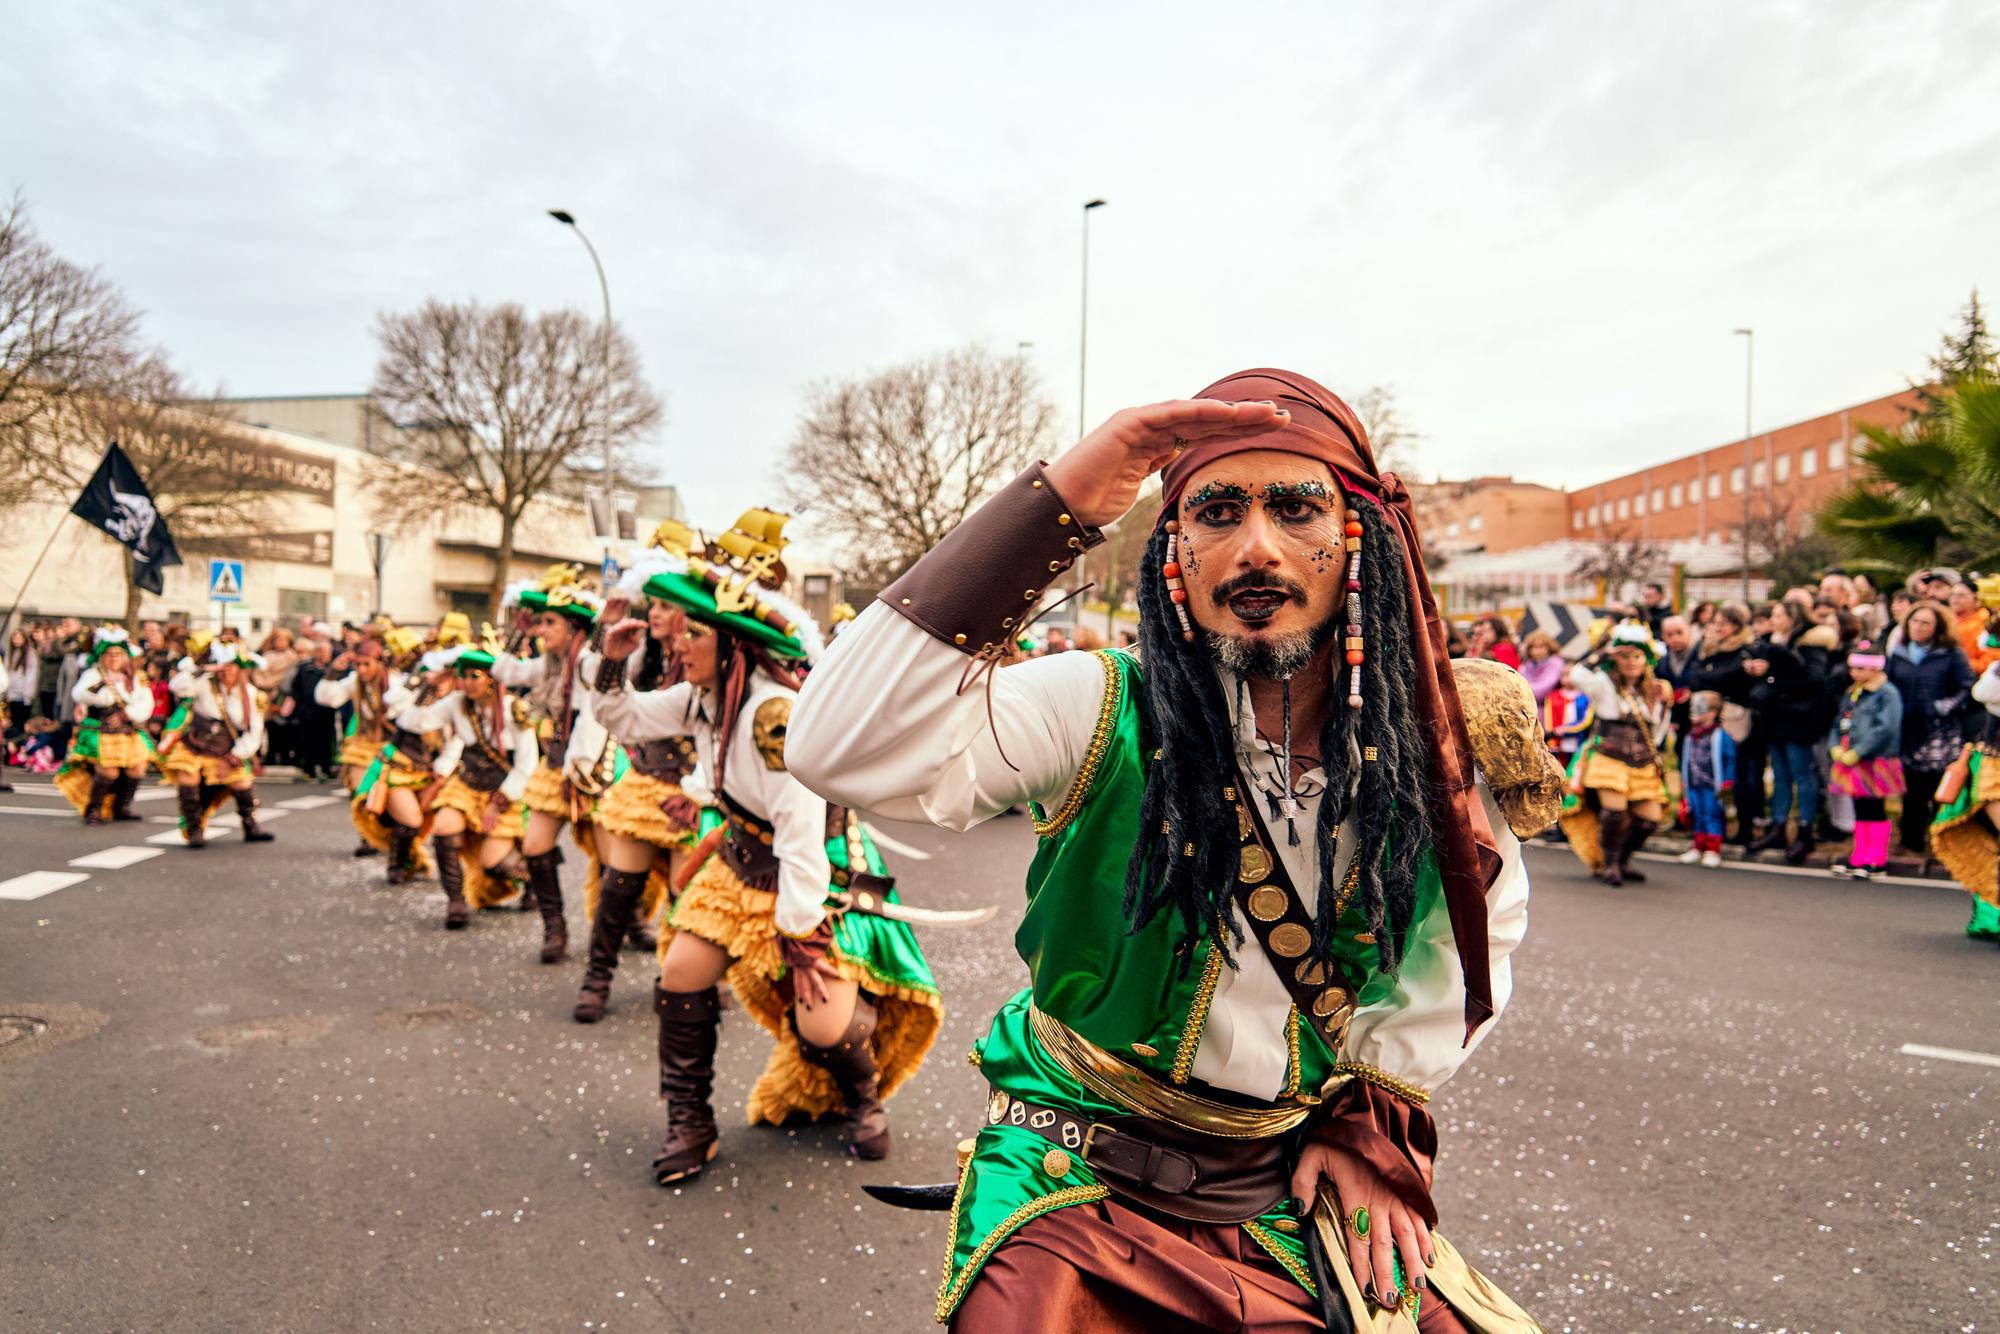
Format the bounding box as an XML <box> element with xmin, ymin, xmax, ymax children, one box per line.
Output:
<box><xmin>1</xmin><ymin>511</ymin><xmax>72</xmax><ymax>635</ymax></box>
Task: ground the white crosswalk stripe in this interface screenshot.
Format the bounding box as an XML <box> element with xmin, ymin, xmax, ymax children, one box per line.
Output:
<box><xmin>69</xmin><ymin>845</ymin><xmax>167</xmax><ymax>870</ymax></box>
<box><xmin>277</xmin><ymin>795</ymin><xmax>340</xmax><ymax>810</ymax></box>
<box><xmin>0</xmin><ymin>870</ymin><xmax>91</xmax><ymax>901</ymax></box>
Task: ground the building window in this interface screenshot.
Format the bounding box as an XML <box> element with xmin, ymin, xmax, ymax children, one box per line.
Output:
<box><xmin>1830</xmin><ymin>438</ymin><xmax>1847</xmax><ymax>469</ymax></box>
<box><xmin>1573</xmin><ymin>511</ymin><xmax>1584</xmax><ymax>531</ymax></box>
<box><xmin>278</xmin><ymin>587</ymin><xmax>327</xmax><ymax>621</ymax></box>
<box><xmin>1467</xmin><ymin>513</ymin><xmax>1484</xmax><ymax>532</ymax></box>
<box><xmin>1588</xmin><ymin>504</ymin><xmax>1600</xmax><ymax>525</ymax></box>
<box><xmin>1447</xmin><ymin>522</ymin><xmax>1461</xmax><ymax>537</ymax></box>
<box><xmin>1634</xmin><ymin>494</ymin><xmax>1647</xmax><ymax>517</ymax></box>
<box><xmin>1775</xmin><ymin>453</ymin><xmax>1790</xmax><ymax>483</ymax></box>
<box><xmin>1616</xmin><ymin>498</ymin><xmax>1630</xmax><ymax>520</ymax></box>
<box><xmin>1652</xmin><ymin>486</ymin><xmax>1665</xmax><ymax>512</ymax></box>
<box><xmin>1670</xmin><ymin>482</ymin><xmax>1684</xmax><ymax>508</ymax></box>
<box><xmin>1708</xmin><ymin>473</ymin><xmax>1722</xmax><ymax>499</ymax></box>
<box><xmin>1730</xmin><ymin>466</ymin><xmax>1745</xmax><ymax>493</ymax></box>
<box><xmin>1800</xmin><ymin>446</ymin><xmax>1818</xmax><ymax>477</ymax></box>
<box><xmin>1751</xmin><ymin>459</ymin><xmax>1767</xmax><ymax>487</ymax></box>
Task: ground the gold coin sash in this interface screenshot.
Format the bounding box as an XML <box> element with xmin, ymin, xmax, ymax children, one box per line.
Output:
<box><xmin>1229</xmin><ymin>785</ymin><xmax>1359</xmax><ymax>1049</ymax></box>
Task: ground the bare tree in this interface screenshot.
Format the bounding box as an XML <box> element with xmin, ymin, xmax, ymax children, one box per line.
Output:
<box><xmin>1739</xmin><ymin>492</ymin><xmax>1840</xmax><ymax>592</ymax></box>
<box><xmin>781</xmin><ymin>345</ymin><xmax>1056</xmax><ymax>581</ymax></box>
<box><xmin>0</xmin><ymin>193</ymin><xmax>146</xmax><ymax>512</ymax></box>
<box><xmin>1078</xmin><ymin>496</ymin><xmax>1155</xmax><ymax>639</ymax></box>
<box><xmin>1571</xmin><ymin>529</ymin><xmax>1667</xmax><ymax>603</ymax></box>
<box><xmin>367</xmin><ymin>300</ymin><xmax>662</xmax><ymax>615</ymax></box>
<box><xmin>1349</xmin><ymin>384</ymin><xmax>1419</xmax><ymax>479</ymax></box>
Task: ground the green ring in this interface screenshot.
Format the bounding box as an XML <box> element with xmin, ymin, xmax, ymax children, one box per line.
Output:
<box><xmin>1350</xmin><ymin>1205</ymin><xmax>1370</xmax><ymax>1238</ymax></box>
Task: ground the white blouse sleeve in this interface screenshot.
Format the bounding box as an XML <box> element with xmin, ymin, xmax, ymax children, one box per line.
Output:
<box><xmin>588</xmin><ymin>674</ymin><xmax>697</xmax><ymax>744</ymax></box>
<box><xmin>1338</xmin><ymin>780</ymin><xmax>1530</xmax><ymax>1094</ymax></box>
<box><xmin>745</xmin><ymin>750</ymin><xmax>835</xmax><ymax>939</ymax></box>
<box><xmin>788</xmin><ymin>603</ymin><xmax>1112</xmax><ymax>830</ymax></box>
<box><xmin>313</xmin><ymin>673</ymin><xmax>356</xmax><ymax>708</ymax></box>
<box><xmin>124</xmin><ymin>682</ymin><xmax>154</xmax><ymax>725</ymax></box>
<box><xmin>500</xmin><ymin>711</ymin><xmax>539</xmax><ymax>802</ymax></box>
<box><xmin>492</xmin><ymin>653</ymin><xmax>541</xmax><ymax>690</ymax></box>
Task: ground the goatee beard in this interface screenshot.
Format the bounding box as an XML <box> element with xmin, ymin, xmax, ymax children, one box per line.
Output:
<box><xmin>1206</xmin><ymin>613</ymin><xmax>1337</xmax><ymax>680</ymax></box>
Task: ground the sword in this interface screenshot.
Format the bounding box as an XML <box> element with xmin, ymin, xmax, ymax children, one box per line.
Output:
<box><xmin>832</xmin><ymin>888</ymin><xmax>997</xmax><ymax>928</ymax></box>
<box><xmin>861</xmin><ymin>1182</ymin><xmax>959</xmax><ymax>1211</ymax></box>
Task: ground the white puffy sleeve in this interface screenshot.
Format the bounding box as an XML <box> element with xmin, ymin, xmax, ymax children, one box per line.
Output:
<box><xmin>788</xmin><ymin>603</ymin><xmax>1112</xmax><ymax>830</ymax></box>
<box><xmin>492</xmin><ymin>653</ymin><xmax>541</xmax><ymax>690</ymax></box>
<box><xmin>734</xmin><ymin>708</ymin><xmax>835</xmax><ymax>940</ymax></box>
<box><xmin>314</xmin><ymin>672</ymin><xmax>356</xmax><ymax>708</ymax></box>
<box><xmin>1337</xmin><ymin>779</ymin><xmax>1530</xmax><ymax>1095</ymax></box>
<box><xmin>500</xmin><ymin>707</ymin><xmax>539</xmax><ymax>802</ymax></box>
<box><xmin>587</xmin><ymin>669</ymin><xmax>697</xmax><ymax>744</ymax></box>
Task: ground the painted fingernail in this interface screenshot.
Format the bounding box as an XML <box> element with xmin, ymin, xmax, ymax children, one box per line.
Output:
<box><xmin>1415</xmin><ymin>1276</ymin><xmax>1428</xmax><ymax>1291</ymax></box>
<box><xmin>1294</xmin><ymin>1196</ymin><xmax>1311</xmax><ymax>1217</ymax></box>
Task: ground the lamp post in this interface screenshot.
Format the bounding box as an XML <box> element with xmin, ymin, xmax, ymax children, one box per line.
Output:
<box><xmin>1078</xmin><ymin>199</ymin><xmax>1106</xmax><ymax>441</ymax></box>
<box><xmin>1733</xmin><ymin>327</ymin><xmax>1754</xmax><ymax>602</ymax></box>
<box><xmin>549</xmin><ymin>209</ymin><xmax>615</xmax><ymax>563</ymax></box>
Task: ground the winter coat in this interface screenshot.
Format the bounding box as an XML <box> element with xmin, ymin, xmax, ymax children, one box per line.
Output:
<box><xmin>1742</xmin><ymin>623</ymin><xmax>1839</xmax><ymax>745</ymax></box>
<box><xmin>1690</xmin><ymin>625</ymin><xmax>1757</xmax><ymax>705</ymax></box>
<box><xmin>1681</xmin><ymin>722</ymin><xmax>1737</xmax><ymax>791</ymax></box>
<box><xmin>1883</xmin><ymin>639</ymin><xmax>1975</xmax><ymax>762</ymax></box>
<box><xmin>1519</xmin><ymin>654</ymin><xmax>1565</xmax><ymax>703</ymax></box>
<box><xmin>1827</xmin><ymin>681</ymin><xmax>1903</xmax><ymax>761</ymax></box>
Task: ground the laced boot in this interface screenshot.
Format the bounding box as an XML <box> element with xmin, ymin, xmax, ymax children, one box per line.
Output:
<box><xmin>385</xmin><ymin>823</ymin><xmax>418</xmax><ymax>885</ymax></box>
<box><xmin>574</xmin><ymin>866</ymin><xmax>646</xmax><ymax>1023</ymax></box>
<box><xmin>434</xmin><ymin>831</ymin><xmax>469</xmax><ymax>929</ymax></box>
<box><xmin>1618</xmin><ymin>816</ymin><xmax>1657</xmax><ymax>883</ymax></box>
<box><xmin>652</xmin><ymin>986</ymin><xmax>722</xmax><ymax>1184</ymax></box>
<box><xmin>797</xmin><ymin>996</ymin><xmax>890</xmax><ymax>1161</ymax></box>
<box><xmin>1593</xmin><ymin>809</ymin><xmax>1628</xmax><ymax>886</ymax></box>
<box><xmin>235</xmin><ymin>789</ymin><xmax>275</xmax><ymax>843</ymax></box>
<box><xmin>525</xmin><ymin>848</ymin><xmax>569</xmax><ymax>964</ymax></box>
<box><xmin>177</xmin><ymin>784</ymin><xmax>207</xmax><ymax>848</ymax></box>
<box><xmin>111</xmin><ymin>772</ymin><xmax>144</xmax><ymax>821</ymax></box>
<box><xmin>84</xmin><ymin>771</ymin><xmax>117</xmax><ymax>825</ymax></box>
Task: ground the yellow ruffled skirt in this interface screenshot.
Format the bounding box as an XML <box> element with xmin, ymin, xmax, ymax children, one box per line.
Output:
<box><xmin>594</xmin><ymin>770</ymin><xmax>697</xmax><ymax>847</ymax></box>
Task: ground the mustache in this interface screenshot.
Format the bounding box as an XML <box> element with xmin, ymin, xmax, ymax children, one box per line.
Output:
<box><xmin>1211</xmin><ymin>572</ymin><xmax>1308</xmax><ymax>606</ymax></box>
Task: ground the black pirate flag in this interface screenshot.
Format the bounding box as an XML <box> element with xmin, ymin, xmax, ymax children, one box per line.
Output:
<box><xmin>69</xmin><ymin>442</ymin><xmax>182</xmax><ymax>594</ymax></box>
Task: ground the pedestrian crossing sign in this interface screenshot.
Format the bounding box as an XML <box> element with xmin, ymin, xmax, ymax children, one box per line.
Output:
<box><xmin>208</xmin><ymin>558</ymin><xmax>244</xmax><ymax>603</ymax></box>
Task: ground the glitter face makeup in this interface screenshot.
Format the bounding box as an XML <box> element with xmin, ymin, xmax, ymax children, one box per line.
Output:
<box><xmin>1183</xmin><ymin>482</ymin><xmax>1251</xmax><ymax>511</ymax></box>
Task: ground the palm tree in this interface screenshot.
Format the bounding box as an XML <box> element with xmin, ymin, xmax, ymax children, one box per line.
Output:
<box><xmin>1818</xmin><ymin>377</ymin><xmax>2000</xmax><ymax>577</ymax></box>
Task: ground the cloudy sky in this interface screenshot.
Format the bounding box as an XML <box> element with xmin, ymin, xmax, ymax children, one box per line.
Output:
<box><xmin>6</xmin><ymin>1</ymin><xmax>1995</xmax><ymax>534</ymax></box>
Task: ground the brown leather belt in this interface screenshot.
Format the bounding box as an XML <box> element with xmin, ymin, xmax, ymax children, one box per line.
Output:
<box><xmin>88</xmin><ymin>708</ymin><xmax>136</xmax><ymax>735</ymax></box>
<box><xmin>627</xmin><ymin>735</ymin><xmax>697</xmax><ymax>784</ymax></box>
<box><xmin>458</xmin><ymin>746</ymin><xmax>508</xmax><ymax>792</ymax></box>
<box><xmin>986</xmin><ymin>1088</ymin><xmax>1291</xmax><ymax>1225</ymax></box>
<box><xmin>1595</xmin><ymin>718</ymin><xmax>1655</xmax><ymax>767</ymax></box>
<box><xmin>182</xmin><ymin>715</ymin><xmax>236</xmax><ymax>758</ymax></box>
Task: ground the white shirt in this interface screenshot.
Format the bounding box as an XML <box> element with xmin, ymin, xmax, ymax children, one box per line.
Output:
<box><xmin>404</xmin><ymin>690</ymin><xmax>539</xmax><ymax>802</ymax></box>
<box><xmin>73</xmin><ymin>666</ymin><xmax>155</xmax><ymax>725</ymax></box>
<box><xmin>587</xmin><ymin>659</ymin><xmax>831</xmax><ymax>939</ymax></box>
<box><xmin>789</xmin><ymin>603</ymin><xmax>1531</xmax><ymax>1100</ymax></box>
<box><xmin>168</xmin><ymin>669</ymin><xmax>263</xmax><ymax>760</ymax></box>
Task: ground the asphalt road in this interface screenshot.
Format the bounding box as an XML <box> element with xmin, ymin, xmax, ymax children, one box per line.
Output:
<box><xmin>3</xmin><ymin>776</ymin><xmax>1996</xmax><ymax>1333</ymax></box>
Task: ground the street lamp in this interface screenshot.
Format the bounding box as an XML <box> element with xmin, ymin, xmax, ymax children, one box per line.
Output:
<box><xmin>549</xmin><ymin>209</ymin><xmax>616</xmax><ymax>566</ymax></box>
<box><xmin>1079</xmin><ymin>199</ymin><xmax>1106</xmax><ymax>441</ymax></box>
<box><xmin>1733</xmin><ymin>327</ymin><xmax>1754</xmax><ymax>602</ymax></box>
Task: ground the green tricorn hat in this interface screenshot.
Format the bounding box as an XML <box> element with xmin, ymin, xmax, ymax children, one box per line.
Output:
<box><xmin>87</xmin><ymin>625</ymin><xmax>133</xmax><ymax>664</ymax></box>
<box><xmin>621</xmin><ymin>510</ymin><xmax>823</xmax><ymax>663</ymax></box>
<box><xmin>505</xmin><ymin>564</ymin><xmax>602</xmax><ymax>625</ymax></box>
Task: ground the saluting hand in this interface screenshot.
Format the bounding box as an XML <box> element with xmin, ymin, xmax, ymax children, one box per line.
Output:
<box><xmin>1043</xmin><ymin>399</ymin><xmax>1291</xmax><ymax>529</ymax></box>
<box><xmin>601</xmin><ymin>617</ymin><xmax>647</xmax><ymax>662</ymax></box>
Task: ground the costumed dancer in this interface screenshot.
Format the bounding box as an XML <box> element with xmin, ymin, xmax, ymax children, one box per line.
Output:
<box><xmin>571</xmin><ymin>548</ymin><xmax>709</xmax><ymax>1023</ymax></box>
<box><xmin>314</xmin><ymin>630</ymin><xmax>403</xmax><ymax>857</ymax></box>
<box><xmin>587</xmin><ymin>512</ymin><xmax>941</xmax><ymax>1182</ymax></box>
<box><xmin>402</xmin><ymin>639</ymin><xmax>538</xmax><ymax>930</ymax></box>
<box><xmin>163</xmin><ymin>640</ymin><xmax>275</xmax><ymax>848</ymax></box>
<box><xmin>55</xmin><ymin>627</ymin><xmax>154</xmax><ymax>824</ymax></box>
<box><xmin>355</xmin><ymin>647</ymin><xmax>463</xmax><ymax>886</ymax></box>
<box><xmin>1675</xmin><ymin>691</ymin><xmax>1735</xmax><ymax>870</ymax></box>
<box><xmin>791</xmin><ymin>375</ymin><xmax>1553</xmax><ymax>1330</ymax></box>
<box><xmin>494</xmin><ymin>566</ymin><xmax>607</xmax><ymax>965</ymax></box>
<box><xmin>1826</xmin><ymin>644</ymin><xmax>1903</xmax><ymax>881</ymax></box>
<box><xmin>1930</xmin><ymin>657</ymin><xmax>2000</xmax><ymax>941</ymax></box>
<box><xmin>1557</xmin><ymin>620</ymin><xmax>1672</xmax><ymax>886</ymax></box>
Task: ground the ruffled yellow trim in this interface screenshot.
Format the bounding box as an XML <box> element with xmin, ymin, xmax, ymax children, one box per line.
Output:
<box><xmin>85</xmin><ymin>731</ymin><xmax>149</xmax><ymax>770</ymax></box>
<box><xmin>161</xmin><ymin>750</ymin><xmax>251</xmax><ymax>788</ymax></box>
<box><xmin>673</xmin><ymin>857</ymin><xmax>942</xmax><ymax>1127</ymax></box>
<box><xmin>594</xmin><ymin>770</ymin><xmax>696</xmax><ymax>847</ymax></box>
<box><xmin>53</xmin><ymin>764</ymin><xmax>103</xmax><ymax>820</ymax></box>
<box><xmin>521</xmin><ymin>762</ymin><xmax>569</xmax><ymax>819</ymax></box>
<box><xmin>338</xmin><ymin>736</ymin><xmax>384</xmax><ymax>770</ymax></box>
<box><xmin>434</xmin><ymin>775</ymin><xmax>527</xmax><ymax>841</ymax></box>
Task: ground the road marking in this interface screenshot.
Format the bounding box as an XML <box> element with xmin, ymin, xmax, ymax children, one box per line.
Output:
<box><xmin>146</xmin><ymin>829</ymin><xmax>192</xmax><ymax>845</ymax></box>
<box><xmin>69</xmin><ymin>845</ymin><xmax>167</xmax><ymax>870</ymax></box>
<box><xmin>1901</xmin><ymin>1043</ymin><xmax>2000</xmax><ymax>1070</ymax></box>
<box><xmin>277</xmin><ymin>795</ymin><xmax>339</xmax><ymax>810</ymax></box>
<box><xmin>0</xmin><ymin>806</ymin><xmax>73</xmax><ymax>818</ymax></box>
<box><xmin>862</xmin><ymin>825</ymin><xmax>932</xmax><ymax>861</ymax></box>
<box><xmin>0</xmin><ymin>870</ymin><xmax>91</xmax><ymax>901</ymax></box>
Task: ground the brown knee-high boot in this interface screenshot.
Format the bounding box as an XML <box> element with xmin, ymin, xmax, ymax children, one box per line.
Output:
<box><xmin>1594</xmin><ymin>808</ymin><xmax>1628</xmax><ymax>886</ymax></box>
<box><xmin>235</xmin><ymin>789</ymin><xmax>274</xmax><ymax>843</ymax></box>
<box><xmin>652</xmin><ymin>986</ymin><xmax>721</xmax><ymax>1184</ymax></box>
<box><xmin>84</xmin><ymin>770</ymin><xmax>117</xmax><ymax>825</ymax></box>
<box><xmin>178</xmin><ymin>784</ymin><xmax>207</xmax><ymax>848</ymax></box>
<box><xmin>1618</xmin><ymin>816</ymin><xmax>1657</xmax><ymax>883</ymax></box>
<box><xmin>574</xmin><ymin>866</ymin><xmax>647</xmax><ymax>1023</ymax></box>
<box><xmin>525</xmin><ymin>848</ymin><xmax>568</xmax><ymax>964</ymax></box>
<box><xmin>385</xmin><ymin>822</ymin><xmax>418</xmax><ymax>884</ymax></box>
<box><xmin>433</xmin><ymin>831</ymin><xmax>469</xmax><ymax>929</ymax></box>
<box><xmin>797</xmin><ymin>995</ymin><xmax>890</xmax><ymax>1161</ymax></box>
<box><xmin>111</xmin><ymin>773</ymin><xmax>143</xmax><ymax>821</ymax></box>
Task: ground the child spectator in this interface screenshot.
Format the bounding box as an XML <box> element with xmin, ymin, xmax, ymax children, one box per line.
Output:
<box><xmin>1677</xmin><ymin>691</ymin><xmax>1736</xmax><ymax>869</ymax></box>
<box><xmin>1828</xmin><ymin>643</ymin><xmax>1904</xmax><ymax>880</ymax></box>
<box><xmin>1519</xmin><ymin>630</ymin><xmax>1565</xmax><ymax>701</ymax></box>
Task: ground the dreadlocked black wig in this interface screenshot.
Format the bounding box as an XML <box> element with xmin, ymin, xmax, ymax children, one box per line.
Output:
<box><xmin>1121</xmin><ymin>495</ymin><xmax>1437</xmax><ymax>975</ymax></box>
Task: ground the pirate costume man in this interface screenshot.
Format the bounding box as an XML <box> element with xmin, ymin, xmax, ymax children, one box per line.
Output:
<box><xmin>164</xmin><ymin>640</ymin><xmax>275</xmax><ymax>848</ymax></box>
<box><xmin>402</xmin><ymin>641</ymin><xmax>539</xmax><ymax>932</ymax></box>
<box><xmin>790</xmin><ymin>372</ymin><xmax>1553</xmax><ymax>1331</ymax></box>
<box><xmin>493</xmin><ymin>567</ymin><xmax>607</xmax><ymax>965</ymax></box>
<box><xmin>1556</xmin><ymin>620</ymin><xmax>1672</xmax><ymax>887</ymax></box>
<box><xmin>55</xmin><ymin>627</ymin><xmax>154</xmax><ymax>825</ymax></box>
<box><xmin>585</xmin><ymin>514</ymin><xmax>942</xmax><ymax>1182</ymax></box>
<box><xmin>569</xmin><ymin>525</ymin><xmax>715</xmax><ymax>1024</ymax></box>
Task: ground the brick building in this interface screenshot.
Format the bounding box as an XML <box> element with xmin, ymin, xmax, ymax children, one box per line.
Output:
<box><xmin>1410</xmin><ymin>477</ymin><xmax>1569</xmax><ymax>556</ymax></box>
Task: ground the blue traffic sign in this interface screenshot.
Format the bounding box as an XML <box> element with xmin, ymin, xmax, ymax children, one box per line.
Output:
<box><xmin>208</xmin><ymin>558</ymin><xmax>244</xmax><ymax>603</ymax></box>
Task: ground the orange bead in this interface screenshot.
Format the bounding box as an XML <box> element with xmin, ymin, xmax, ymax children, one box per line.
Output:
<box><xmin>1162</xmin><ymin>561</ymin><xmax>1181</xmax><ymax>579</ymax></box>
<box><xmin>1170</xmin><ymin>588</ymin><xmax>1188</xmax><ymax>604</ymax></box>
<box><xmin>1346</xmin><ymin>649</ymin><xmax>1365</xmax><ymax>665</ymax></box>
<box><xmin>1345</xmin><ymin>520</ymin><xmax>1363</xmax><ymax>537</ymax></box>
